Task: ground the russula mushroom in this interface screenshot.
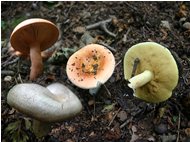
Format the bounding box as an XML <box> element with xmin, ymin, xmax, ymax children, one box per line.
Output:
<box><xmin>10</xmin><ymin>18</ymin><xmax>59</xmax><ymax>80</ymax></box>
<box><xmin>124</xmin><ymin>42</ymin><xmax>179</xmax><ymax>103</ymax></box>
<box><xmin>7</xmin><ymin>82</ymin><xmax>82</xmax><ymax>137</ymax></box>
<box><xmin>66</xmin><ymin>44</ymin><xmax>115</xmax><ymax>90</ymax></box>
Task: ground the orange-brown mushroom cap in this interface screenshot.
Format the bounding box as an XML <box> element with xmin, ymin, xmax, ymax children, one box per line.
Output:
<box><xmin>66</xmin><ymin>44</ymin><xmax>115</xmax><ymax>89</ymax></box>
<box><xmin>10</xmin><ymin>18</ymin><xmax>59</xmax><ymax>55</ymax></box>
<box><xmin>10</xmin><ymin>18</ymin><xmax>59</xmax><ymax>80</ymax></box>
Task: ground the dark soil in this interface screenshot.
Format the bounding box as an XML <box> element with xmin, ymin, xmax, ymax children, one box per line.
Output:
<box><xmin>1</xmin><ymin>1</ymin><xmax>190</xmax><ymax>142</ymax></box>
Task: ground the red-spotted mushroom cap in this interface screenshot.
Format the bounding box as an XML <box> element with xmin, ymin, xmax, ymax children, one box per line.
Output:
<box><xmin>66</xmin><ymin>44</ymin><xmax>115</xmax><ymax>89</ymax></box>
<box><xmin>10</xmin><ymin>18</ymin><xmax>59</xmax><ymax>80</ymax></box>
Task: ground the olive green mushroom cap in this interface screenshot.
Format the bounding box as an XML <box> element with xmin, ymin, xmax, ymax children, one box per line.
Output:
<box><xmin>124</xmin><ymin>42</ymin><xmax>179</xmax><ymax>103</ymax></box>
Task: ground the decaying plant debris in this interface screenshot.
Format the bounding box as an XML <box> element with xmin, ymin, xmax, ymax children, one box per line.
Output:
<box><xmin>1</xmin><ymin>1</ymin><xmax>190</xmax><ymax>142</ymax></box>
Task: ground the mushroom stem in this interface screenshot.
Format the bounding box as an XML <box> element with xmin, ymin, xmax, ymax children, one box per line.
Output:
<box><xmin>131</xmin><ymin>58</ymin><xmax>140</xmax><ymax>78</ymax></box>
<box><xmin>32</xmin><ymin>119</ymin><xmax>52</xmax><ymax>138</ymax></box>
<box><xmin>128</xmin><ymin>70</ymin><xmax>153</xmax><ymax>89</ymax></box>
<box><xmin>89</xmin><ymin>81</ymin><xmax>102</xmax><ymax>95</ymax></box>
<box><xmin>29</xmin><ymin>43</ymin><xmax>43</xmax><ymax>80</ymax></box>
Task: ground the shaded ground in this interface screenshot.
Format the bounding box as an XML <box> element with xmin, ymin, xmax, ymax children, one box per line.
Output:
<box><xmin>1</xmin><ymin>1</ymin><xmax>190</xmax><ymax>142</ymax></box>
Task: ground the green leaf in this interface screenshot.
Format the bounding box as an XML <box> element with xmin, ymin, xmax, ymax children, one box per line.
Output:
<box><xmin>43</xmin><ymin>1</ymin><xmax>57</xmax><ymax>8</ymax></box>
<box><xmin>24</xmin><ymin>118</ymin><xmax>31</xmax><ymax>130</ymax></box>
<box><xmin>4</xmin><ymin>121</ymin><xmax>20</xmax><ymax>134</ymax></box>
<box><xmin>1</xmin><ymin>20</ymin><xmax>8</xmax><ymax>30</ymax></box>
<box><xmin>159</xmin><ymin>107</ymin><xmax>166</xmax><ymax>118</ymax></box>
<box><xmin>172</xmin><ymin>115</ymin><xmax>178</xmax><ymax>123</ymax></box>
<box><xmin>4</xmin><ymin>119</ymin><xmax>30</xmax><ymax>142</ymax></box>
<box><xmin>10</xmin><ymin>16</ymin><xmax>27</xmax><ymax>29</ymax></box>
<box><xmin>101</xmin><ymin>103</ymin><xmax>116</xmax><ymax>113</ymax></box>
<box><xmin>12</xmin><ymin>131</ymin><xmax>20</xmax><ymax>142</ymax></box>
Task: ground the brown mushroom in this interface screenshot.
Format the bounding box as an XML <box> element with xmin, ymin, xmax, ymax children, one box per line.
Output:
<box><xmin>10</xmin><ymin>18</ymin><xmax>59</xmax><ymax>80</ymax></box>
<box><xmin>66</xmin><ymin>44</ymin><xmax>115</xmax><ymax>89</ymax></box>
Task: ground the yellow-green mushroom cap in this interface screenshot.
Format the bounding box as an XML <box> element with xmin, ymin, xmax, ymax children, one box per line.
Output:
<box><xmin>124</xmin><ymin>42</ymin><xmax>179</xmax><ymax>103</ymax></box>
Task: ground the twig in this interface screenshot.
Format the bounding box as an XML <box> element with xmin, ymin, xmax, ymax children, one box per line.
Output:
<box><xmin>124</xmin><ymin>2</ymin><xmax>138</xmax><ymax>11</ymax></box>
<box><xmin>108</xmin><ymin>107</ymin><xmax>121</xmax><ymax>127</ymax></box>
<box><xmin>120</xmin><ymin>118</ymin><xmax>132</xmax><ymax>129</ymax></box>
<box><xmin>102</xmin><ymin>84</ymin><xmax>112</xmax><ymax>98</ymax></box>
<box><xmin>86</xmin><ymin>19</ymin><xmax>112</xmax><ymax>29</ymax></box>
<box><xmin>176</xmin><ymin>112</ymin><xmax>181</xmax><ymax>142</ymax></box>
<box><xmin>115</xmin><ymin>59</ymin><xmax>122</xmax><ymax>68</ymax></box>
<box><xmin>93</xmin><ymin>95</ymin><xmax>96</xmax><ymax>117</ymax></box>
<box><xmin>98</xmin><ymin>42</ymin><xmax>117</xmax><ymax>53</ymax></box>
<box><xmin>1</xmin><ymin>70</ymin><xmax>15</xmax><ymax>75</ymax></box>
<box><xmin>18</xmin><ymin>73</ymin><xmax>23</xmax><ymax>83</ymax></box>
<box><xmin>123</xmin><ymin>27</ymin><xmax>131</xmax><ymax>43</ymax></box>
<box><xmin>86</xmin><ymin>18</ymin><xmax>116</xmax><ymax>37</ymax></box>
<box><xmin>2</xmin><ymin>56</ymin><xmax>19</xmax><ymax>67</ymax></box>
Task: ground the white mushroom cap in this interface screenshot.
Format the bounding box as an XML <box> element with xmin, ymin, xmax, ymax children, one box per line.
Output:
<box><xmin>7</xmin><ymin>83</ymin><xmax>82</xmax><ymax>122</ymax></box>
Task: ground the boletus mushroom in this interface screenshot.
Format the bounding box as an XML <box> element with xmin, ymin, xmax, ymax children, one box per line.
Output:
<box><xmin>124</xmin><ymin>42</ymin><xmax>179</xmax><ymax>103</ymax></box>
<box><xmin>66</xmin><ymin>44</ymin><xmax>115</xmax><ymax>91</ymax></box>
<box><xmin>7</xmin><ymin>82</ymin><xmax>82</xmax><ymax>138</ymax></box>
<box><xmin>10</xmin><ymin>18</ymin><xmax>59</xmax><ymax>80</ymax></box>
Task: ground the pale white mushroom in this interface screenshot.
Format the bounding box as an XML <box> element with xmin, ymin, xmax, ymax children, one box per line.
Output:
<box><xmin>7</xmin><ymin>82</ymin><xmax>82</xmax><ymax>137</ymax></box>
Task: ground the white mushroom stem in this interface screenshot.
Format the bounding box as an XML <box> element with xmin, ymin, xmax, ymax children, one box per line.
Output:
<box><xmin>32</xmin><ymin>120</ymin><xmax>52</xmax><ymax>138</ymax></box>
<box><xmin>128</xmin><ymin>70</ymin><xmax>153</xmax><ymax>89</ymax></box>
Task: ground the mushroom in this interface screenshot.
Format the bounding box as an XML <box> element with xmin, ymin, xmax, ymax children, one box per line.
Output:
<box><xmin>7</xmin><ymin>82</ymin><xmax>82</xmax><ymax>137</ymax></box>
<box><xmin>124</xmin><ymin>42</ymin><xmax>179</xmax><ymax>103</ymax></box>
<box><xmin>66</xmin><ymin>44</ymin><xmax>115</xmax><ymax>92</ymax></box>
<box><xmin>10</xmin><ymin>18</ymin><xmax>59</xmax><ymax>80</ymax></box>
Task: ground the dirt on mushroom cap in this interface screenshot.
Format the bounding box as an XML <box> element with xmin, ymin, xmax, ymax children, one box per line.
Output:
<box><xmin>124</xmin><ymin>42</ymin><xmax>179</xmax><ymax>103</ymax></box>
<box><xmin>66</xmin><ymin>44</ymin><xmax>115</xmax><ymax>89</ymax></box>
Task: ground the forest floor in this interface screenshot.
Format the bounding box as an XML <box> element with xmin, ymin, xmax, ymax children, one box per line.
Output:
<box><xmin>1</xmin><ymin>1</ymin><xmax>190</xmax><ymax>142</ymax></box>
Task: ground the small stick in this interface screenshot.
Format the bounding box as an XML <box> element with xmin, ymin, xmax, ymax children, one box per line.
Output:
<box><xmin>93</xmin><ymin>95</ymin><xmax>96</xmax><ymax>117</ymax></box>
<box><xmin>131</xmin><ymin>58</ymin><xmax>140</xmax><ymax>78</ymax></box>
<box><xmin>108</xmin><ymin>107</ymin><xmax>121</xmax><ymax>127</ymax></box>
<box><xmin>86</xmin><ymin>18</ymin><xmax>116</xmax><ymax>37</ymax></box>
<box><xmin>176</xmin><ymin>112</ymin><xmax>181</xmax><ymax>142</ymax></box>
<box><xmin>98</xmin><ymin>42</ymin><xmax>117</xmax><ymax>53</ymax></box>
<box><xmin>101</xmin><ymin>23</ymin><xmax>116</xmax><ymax>37</ymax></box>
<box><xmin>1</xmin><ymin>70</ymin><xmax>15</xmax><ymax>75</ymax></box>
<box><xmin>2</xmin><ymin>56</ymin><xmax>19</xmax><ymax>67</ymax></box>
<box><xmin>18</xmin><ymin>73</ymin><xmax>23</xmax><ymax>83</ymax></box>
<box><xmin>120</xmin><ymin>118</ymin><xmax>132</xmax><ymax>129</ymax></box>
<box><xmin>86</xmin><ymin>19</ymin><xmax>112</xmax><ymax>29</ymax></box>
<box><xmin>102</xmin><ymin>84</ymin><xmax>112</xmax><ymax>98</ymax></box>
<box><xmin>124</xmin><ymin>2</ymin><xmax>138</xmax><ymax>11</ymax></box>
<box><xmin>115</xmin><ymin>59</ymin><xmax>122</xmax><ymax>68</ymax></box>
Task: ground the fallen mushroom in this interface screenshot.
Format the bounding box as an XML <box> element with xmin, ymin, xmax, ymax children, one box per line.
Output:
<box><xmin>10</xmin><ymin>18</ymin><xmax>59</xmax><ymax>80</ymax></box>
<box><xmin>7</xmin><ymin>82</ymin><xmax>82</xmax><ymax>138</ymax></box>
<box><xmin>66</xmin><ymin>44</ymin><xmax>115</xmax><ymax>92</ymax></box>
<box><xmin>124</xmin><ymin>42</ymin><xmax>179</xmax><ymax>103</ymax></box>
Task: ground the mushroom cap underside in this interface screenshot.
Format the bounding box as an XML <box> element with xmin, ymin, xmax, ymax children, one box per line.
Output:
<box><xmin>7</xmin><ymin>83</ymin><xmax>82</xmax><ymax>122</ymax></box>
<box><xmin>124</xmin><ymin>42</ymin><xmax>179</xmax><ymax>103</ymax></box>
<box><xmin>10</xmin><ymin>18</ymin><xmax>59</xmax><ymax>55</ymax></box>
<box><xmin>66</xmin><ymin>44</ymin><xmax>115</xmax><ymax>89</ymax></box>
